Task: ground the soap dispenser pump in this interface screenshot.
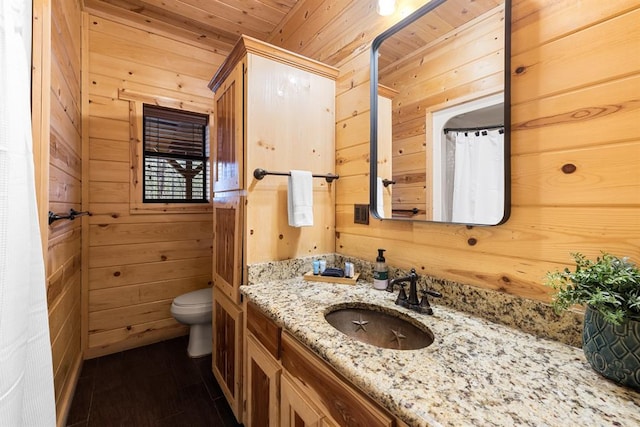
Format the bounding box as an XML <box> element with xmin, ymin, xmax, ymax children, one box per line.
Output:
<box><xmin>373</xmin><ymin>248</ymin><xmax>389</xmax><ymax>290</ymax></box>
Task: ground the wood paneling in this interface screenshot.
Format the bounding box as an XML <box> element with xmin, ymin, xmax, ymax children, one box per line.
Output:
<box><xmin>88</xmin><ymin>239</ymin><xmax>212</xmax><ymax>267</ymax></box>
<box><xmin>273</xmin><ymin>0</ymin><xmax>640</xmax><ymax>304</ymax></box>
<box><xmin>33</xmin><ymin>0</ymin><xmax>84</xmax><ymax>424</ymax></box>
<box><xmin>84</xmin><ymin>0</ymin><xmax>301</xmax><ymax>52</ymax></box>
<box><xmin>86</xmin><ymin>317</ymin><xmax>188</xmax><ymax>358</ymax></box>
<box><xmin>86</xmin><ymin>14</ymin><xmax>215</xmax><ymax>356</ymax></box>
<box><xmin>88</xmin><ymin>257</ymin><xmax>211</xmax><ymax>290</ymax></box>
<box><xmin>89</xmin><ymin>276</ymin><xmax>211</xmax><ymax>311</ymax></box>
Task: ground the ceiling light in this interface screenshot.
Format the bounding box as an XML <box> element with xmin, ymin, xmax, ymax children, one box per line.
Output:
<box><xmin>377</xmin><ymin>0</ymin><xmax>396</xmax><ymax>16</ymax></box>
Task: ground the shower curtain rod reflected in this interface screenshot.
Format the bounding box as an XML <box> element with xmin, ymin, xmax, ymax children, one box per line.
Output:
<box><xmin>443</xmin><ymin>124</ymin><xmax>504</xmax><ymax>134</ymax></box>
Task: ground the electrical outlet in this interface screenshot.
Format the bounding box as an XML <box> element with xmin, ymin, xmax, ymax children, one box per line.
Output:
<box><xmin>354</xmin><ymin>204</ymin><xmax>369</xmax><ymax>225</ymax></box>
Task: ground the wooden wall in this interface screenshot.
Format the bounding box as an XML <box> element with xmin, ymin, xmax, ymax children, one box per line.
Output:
<box><xmin>274</xmin><ymin>0</ymin><xmax>640</xmax><ymax>304</ymax></box>
<box><xmin>84</xmin><ymin>11</ymin><xmax>224</xmax><ymax>357</ymax></box>
<box><xmin>32</xmin><ymin>0</ymin><xmax>84</xmax><ymax>423</ymax></box>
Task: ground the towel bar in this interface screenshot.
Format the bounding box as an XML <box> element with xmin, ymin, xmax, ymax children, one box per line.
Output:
<box><xmin>253</xmin><ymin>168</ymin><xmax>339</xmax><ymax>183</ymax></box>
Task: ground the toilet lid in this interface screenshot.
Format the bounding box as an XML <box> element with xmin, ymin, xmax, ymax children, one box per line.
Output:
<box><xmin>173</xmin><ymin>288</ymin><xmax>212</xmax><ymax>308</ymax></box>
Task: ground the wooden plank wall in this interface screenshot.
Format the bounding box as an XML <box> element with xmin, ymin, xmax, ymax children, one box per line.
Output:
<box><xmin>32</xmin><ymin>0</ymin><xmax>84</xmax><ymax>423</ymax></box>
<box><xmin>274</xmin><ymin>0</ymin><xmax>640</xmax><ymax>303</ymax></box>
<box><xmin>84</xmin><ymin>13</ymin><xmax>224</xmax><ymax>357</ymax></box>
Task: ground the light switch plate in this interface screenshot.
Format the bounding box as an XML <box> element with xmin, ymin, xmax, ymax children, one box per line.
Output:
<box><xmin>354</xmin><ymin>204</ymin><xmax>369</xmax><ymax>225</ymax></box>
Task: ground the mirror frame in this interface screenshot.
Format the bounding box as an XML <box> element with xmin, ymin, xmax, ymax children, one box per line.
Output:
<box><xmin>370</xmin><ymin>0</ymin><xmax>511</xmax><ymax>225</ymax></box>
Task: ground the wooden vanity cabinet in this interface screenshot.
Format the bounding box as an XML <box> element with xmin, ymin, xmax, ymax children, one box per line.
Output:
<box><xmin>243</xmin><ymin>301</ymin><xmax>395</xmax><ymax>427</ymax></box>
<box><xmin>281</xmin><ymin>332</ymin><xmax>394</xmax><ymax>427</ymax></box>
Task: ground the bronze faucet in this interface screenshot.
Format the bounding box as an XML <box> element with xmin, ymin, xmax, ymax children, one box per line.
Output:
<box><xmin>387</xmin><ymin>268</ymin><xmax>441</xmax><ymax>315</ymax></box>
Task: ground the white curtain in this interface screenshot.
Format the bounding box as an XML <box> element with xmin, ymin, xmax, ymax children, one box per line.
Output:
<box><xmin>450</xmin><ymin>129</ymin><xmax>504</xmax><ymax>224</ymax></box>
<box><xmin>0</xmin><ymin>0</ymin><xmax>57</xmax><ymax>425</ymax></box>
<box><xmin>443</xmin><ymin>132</ymin><xmax>456</xmax><ymax>222</ymax></box>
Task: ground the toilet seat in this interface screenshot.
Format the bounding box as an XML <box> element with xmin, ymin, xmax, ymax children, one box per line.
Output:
<box><xmin>172</xmin><ymin>288</ymin><xmax>212</xmax><ymax>310</ymax></box>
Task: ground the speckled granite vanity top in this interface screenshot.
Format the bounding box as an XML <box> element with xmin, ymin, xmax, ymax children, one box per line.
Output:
<box><xmin>241</xmin><ymin>278</ymin><xmax>640</xmax><ymax>427</ymax></box>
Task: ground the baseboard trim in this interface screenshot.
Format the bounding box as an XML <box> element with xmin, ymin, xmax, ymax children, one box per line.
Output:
<box><xmin>56</xmin><ymin>351</ymin><xmax>83</xmax><ymax>427</ymax></box>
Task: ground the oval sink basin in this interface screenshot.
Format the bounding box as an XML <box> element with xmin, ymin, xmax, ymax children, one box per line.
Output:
<box><xmin>324</xmin><ymin>303</ymin><xmax>434</xmax><ymax>350</ymax></box>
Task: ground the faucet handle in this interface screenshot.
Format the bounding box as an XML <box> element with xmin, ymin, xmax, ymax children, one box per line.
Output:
<box><xmin>396</xmin><ymin>283</ymin><xmax>408</xmax><ymax>305</ymax></box>
<box><xmin>423</xmin><ymin>289</ymin><xmax>442</xmax><ymax>299</ymax></box>
<box><xmin>418</xmin><ymin>288</ymin><xmax>441</xmax><ymax>315</ymax></box>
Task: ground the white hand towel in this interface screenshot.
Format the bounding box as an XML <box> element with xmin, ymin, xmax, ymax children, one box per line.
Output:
<box><xmin>377</xmin><ymin>177</ymin><xmax>385</xmax><ymax>217</ymax></box>
<box><xmin>288</xmin><ymin>170</ymin><xmax>314</xmax><ymax>227</ymax></box>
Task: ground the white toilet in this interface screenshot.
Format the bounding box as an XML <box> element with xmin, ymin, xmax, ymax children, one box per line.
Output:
<box><xmin>170</xmin><ymin>287</ymin><xmax>213</xmax><ymax>357</ymax></box>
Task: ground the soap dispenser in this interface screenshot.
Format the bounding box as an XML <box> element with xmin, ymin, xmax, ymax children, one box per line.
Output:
<box><xmin>373</xmin><ymin>248</ymin><xmax>389</xmax><ymax>290</ymax></box>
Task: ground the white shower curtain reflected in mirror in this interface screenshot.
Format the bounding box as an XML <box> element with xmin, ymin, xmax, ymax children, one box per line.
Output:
<box><xmin>446</xmin><ymin>129</ymin><xmax>504</xmax><ymax>224</ymax></box>
<box><xmin>0</xmin><ymin>0</ymin><xmax>56</xmax><ymax>425</ymax></box>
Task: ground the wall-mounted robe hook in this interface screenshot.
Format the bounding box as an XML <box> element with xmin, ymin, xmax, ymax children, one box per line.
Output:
<box><xmin>48</xmin><ymin>209</ymin><xmax>92</xmax><ymax>225</ymax></box>
<box><xmin>382</xmin><ymin>178</ymin><xmax>396</xmax><ymax>187</ymax></box>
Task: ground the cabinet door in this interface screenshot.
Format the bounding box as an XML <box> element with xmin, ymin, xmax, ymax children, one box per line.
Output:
<box><xmin>213</xmin><ymin>193</ymin><xmax>244</xmax><ymax>304</ymax></box>
<box><xmin>213</xmin><ymin>289</ymin><xmax>243</xmax><ymax>422</ymax></box>
<box><xmin>280</xmin><ymin>372</ymin><xmax>323</xmax><ymax>427</ymax></box>
<box><xmin>213</xmin><ymin>60</ymin><xmax>244</xmax><ymax>192</ymax></box>
<box><xmin>246</xmin><ymin>334</ymin><xmax>281</xmax><ymax>427</ymax></box>
<box><xmin>281</xmin><ymin>332</ymin><xmax>393</xmax><ymax>427</ymax></box>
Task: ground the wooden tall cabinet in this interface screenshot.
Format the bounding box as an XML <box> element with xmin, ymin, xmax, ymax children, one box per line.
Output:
<box><xmin>209</xmin><ymin>35</ymin><xmax>338</xmax><ymax>424</ymax></box>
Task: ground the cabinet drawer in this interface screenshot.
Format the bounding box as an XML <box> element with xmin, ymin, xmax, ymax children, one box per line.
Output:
<box><xmin>281</xmin><ymin>332</ymin><xmax>393</xmax><ymax>427</ymax></box>
<box><xmin>247</xmin><ymin>301</ymin><xmax>282</xmax><ymax>359</ymax></box>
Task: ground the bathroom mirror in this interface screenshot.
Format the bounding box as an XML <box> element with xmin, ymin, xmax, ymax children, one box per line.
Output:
<box><xmin>370</xmin><ymin>0</ymin><xmax>511</xmax><ymax>225</ymax></box>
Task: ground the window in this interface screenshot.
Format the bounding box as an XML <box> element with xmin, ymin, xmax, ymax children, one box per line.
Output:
<box><xmin>143</xmin><ymin>105</ymin><xmax>209</xmax><ymax>203</ymax></box>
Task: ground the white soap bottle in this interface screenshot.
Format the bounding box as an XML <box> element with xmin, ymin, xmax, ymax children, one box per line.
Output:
<box><xmin>373</xmin><ymin>249</ymin><xmax>388</xmax><ymax>290</ymax></box>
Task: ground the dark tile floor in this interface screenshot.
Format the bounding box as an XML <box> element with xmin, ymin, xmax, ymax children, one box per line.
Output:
<box><xmin>66</xmin><ymin>336</ymin><xmax>242</xmax><ymax>427</ymax></box>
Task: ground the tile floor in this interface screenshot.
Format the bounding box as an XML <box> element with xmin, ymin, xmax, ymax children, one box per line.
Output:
<box><xmin>66</xmin><ymin>336</ymin><xmax>242</xmax><ymax>427</ymax></box>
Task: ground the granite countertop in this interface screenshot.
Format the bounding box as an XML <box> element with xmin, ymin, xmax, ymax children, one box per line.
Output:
<box><xmin>240</xmin><ymin>277</ymin><xmax>640</xmax><ymax>427</ymax></box>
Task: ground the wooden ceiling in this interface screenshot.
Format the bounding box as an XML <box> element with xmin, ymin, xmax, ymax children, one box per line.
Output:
<box><xmin>82</xmin><ymin>0</ymin><xmax>503</xmax><ymax>68</ymax></box>
<box><xmin>83</xmin><ymin>0</ymin><xmax>301</xmax><ymax>54</ymax></box>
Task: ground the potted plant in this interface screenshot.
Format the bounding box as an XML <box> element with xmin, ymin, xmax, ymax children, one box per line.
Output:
<box><xmin>545</xmin><ymin>252</ymin><xmax>640</xmax><ymax>390</ymax></box>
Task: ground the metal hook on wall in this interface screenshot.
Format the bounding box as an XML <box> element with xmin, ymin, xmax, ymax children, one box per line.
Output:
<box><xmin>48</xmin><ymin>209</ymin><xmax>92</xmax><ymax>225</ymax></box>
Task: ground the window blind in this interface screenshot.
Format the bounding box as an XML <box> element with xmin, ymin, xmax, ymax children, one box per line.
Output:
<box><xmin>143</xmin><ymin>105</ymin><xmax>209</xmax><ymax>203</ymax></box>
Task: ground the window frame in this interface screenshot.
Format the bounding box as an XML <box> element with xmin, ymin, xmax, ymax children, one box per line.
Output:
<box><xmin>142</xmin><ymin>104</ymin><xmax>209</xmax><ymax>204</ymax></box>
<box><xmin>123</xmin><ymin>97</ymin><xmax>213</xmax><ymax>215</ymax></box>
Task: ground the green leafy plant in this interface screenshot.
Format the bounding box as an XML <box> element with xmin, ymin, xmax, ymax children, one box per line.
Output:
<box><xmin>545</xmin><ymin>252</ymin><xmax>640</xmax><ymax>325</ymax></box>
